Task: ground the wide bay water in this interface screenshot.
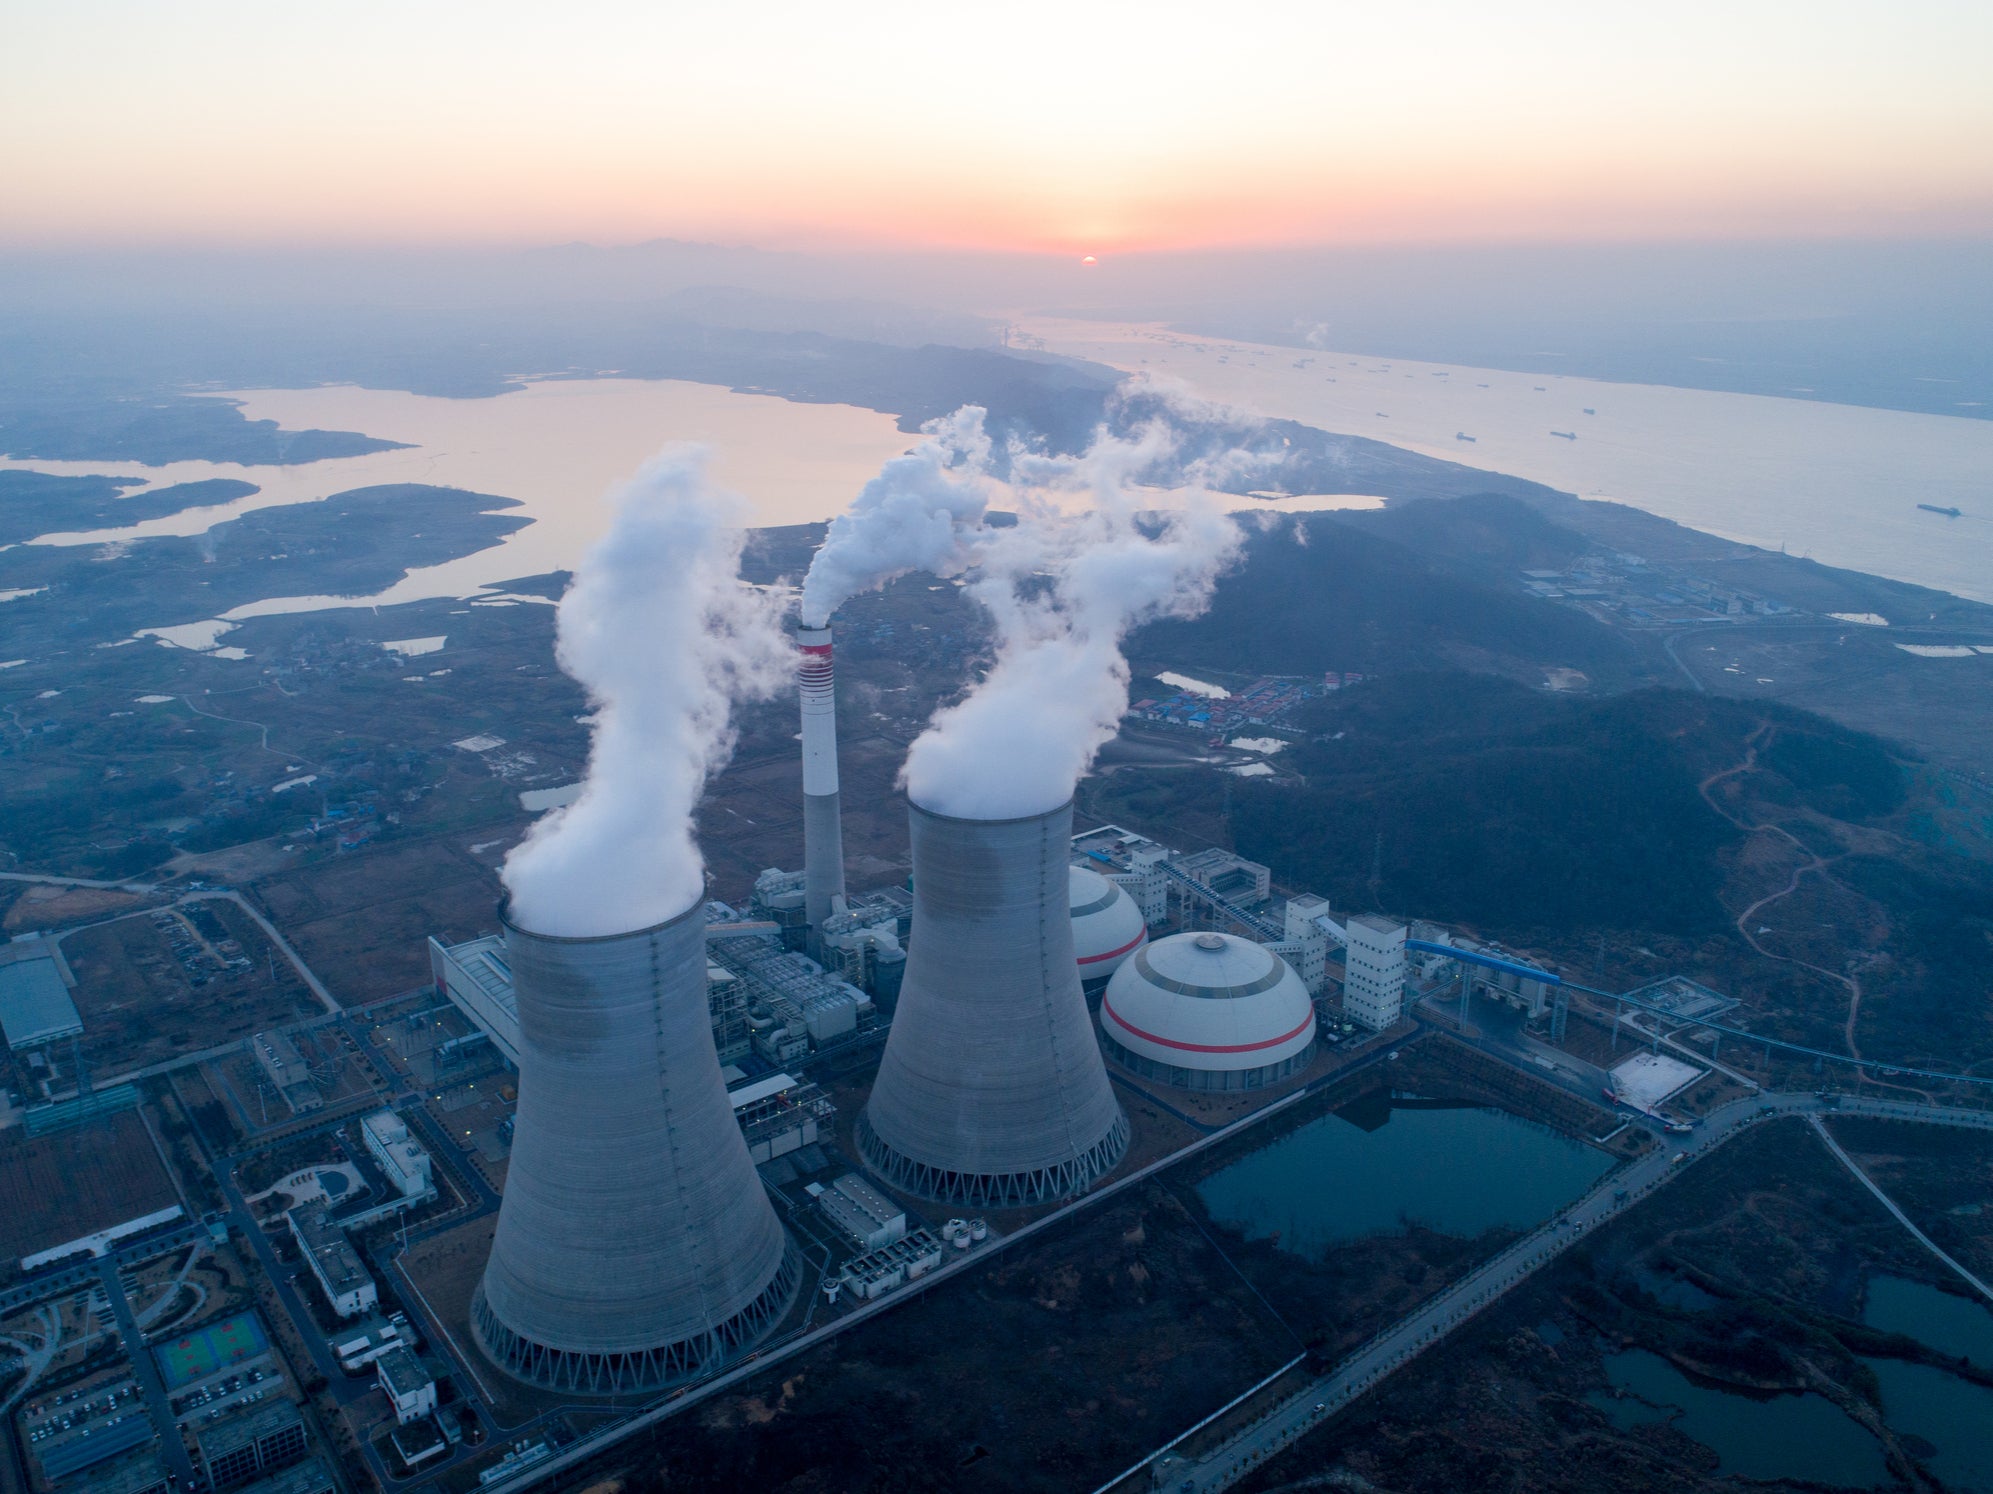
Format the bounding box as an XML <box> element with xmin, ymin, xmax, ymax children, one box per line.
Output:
<box><xmin>1025</xmin><ymin>317</ymin><xmax>1993</xmax><ymax>606</ymax></box>
<box><xmin>2</xmin><ymin>377</ymin><xmax>1382</xmax><ymax>627</ymax></box>
<box><xmin>1194</xmin><ymin>1095</ymin><xmax>1613</xmax><ymax>1254</ymax></box>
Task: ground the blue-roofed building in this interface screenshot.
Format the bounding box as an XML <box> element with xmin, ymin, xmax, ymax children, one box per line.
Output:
<box><xmin>0</xmin><ymin>951</ymin><xmax>83</xmax><ymax>1050</ymax></box>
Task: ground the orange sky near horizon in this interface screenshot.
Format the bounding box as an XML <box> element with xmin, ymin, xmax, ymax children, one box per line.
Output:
<box><xmin>4</xmin><ymin>0</ymin><xmax>1991</xmax><ymax>253</ymax></box>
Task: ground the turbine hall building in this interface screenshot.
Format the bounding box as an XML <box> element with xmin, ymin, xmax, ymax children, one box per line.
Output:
<box><xmin>472</xmin><ymin>901</ymin><xmax>799</xmax><ymax>1393</ymax></box>
<box><xmin>858</xmin><ymin>798</ymin><xmax>1129</xmax><ymax>1208</ymax></box>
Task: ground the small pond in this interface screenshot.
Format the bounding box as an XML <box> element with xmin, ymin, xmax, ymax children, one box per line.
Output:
<box><xmin>1591</xmin><ymin>1349</ymin><xmax>1886</xmax><ymax>1488</ymax></box>
<box><xmin>1195</xmin><ymin>1095</ymin><xmax>1613</xmax><ymax>1255</ymax></box>
<box><xmin>1863</xmin><ymin>1356</ymin><xmax>1993</xmax><ymax>1493</ymax></box>
<box><xmin>1863</xmin><ymin>1274</ymin><xmax>1993</xmax><ymax>1365</ymax></box>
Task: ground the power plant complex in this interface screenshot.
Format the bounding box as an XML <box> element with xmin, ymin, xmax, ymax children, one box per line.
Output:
<box><xmin>423</xmin><ymin>609</ymin><xmax>1424</xmax><ymax>1397</ymax></box>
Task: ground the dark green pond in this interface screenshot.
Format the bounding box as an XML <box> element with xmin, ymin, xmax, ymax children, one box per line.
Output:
<box><xmin>1863</xmin><ymin>1357</ymin><xmax>1993</xmax><ymax>1493</ymax></box>
<box><xmin>1591</xmin><ymin>1349</ymin><xmax>1886</xmax><ymax>1488</ymax></box>
<box><xmin>1863</xmin><ymin>1273</ymin><xmax>1993</xmax><ymax>1365</ymax></box>
<box><xmin>1195</xmin><ymin>1096</ymin><xmax>1613</xmax><ymax>1255</ymax></box>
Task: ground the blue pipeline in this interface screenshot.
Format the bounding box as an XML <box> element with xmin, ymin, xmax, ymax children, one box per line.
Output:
<box><xmin>1405</xmin><ymin>939</ymin><xmax>1561</xmax><ymax>986</ymax></box>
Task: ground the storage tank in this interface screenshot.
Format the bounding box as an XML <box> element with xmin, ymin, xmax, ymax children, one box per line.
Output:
<box><xmin>858</xmin><ymin>799</ymin><xmax>1129</xmax><ymax>1207</ymax></box>
<box><xmin>1069</xmin><ymin>865</ymin><xmax>1147</xmax><ymax>1008</ymax></box>
<box><xmin>473</xmin><ymin>900</ymin><xmax>800</xmax><ymax>1392</ymax></box>
<box><xmin>1100</xmin><ymin>932</ymin><xmax>1316</xmax><ymax>1092</ymax></box>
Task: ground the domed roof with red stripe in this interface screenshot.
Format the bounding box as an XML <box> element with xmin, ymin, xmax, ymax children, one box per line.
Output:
<box><xmin>1100</xmin><ymin>931</ymin><xmax>1314</xmax><ymax>1074</ymax></box>
<box><xmin>1069</xmin><ymin>865</ymin><xmax>1146</xmax><ymax>985</ymax></box>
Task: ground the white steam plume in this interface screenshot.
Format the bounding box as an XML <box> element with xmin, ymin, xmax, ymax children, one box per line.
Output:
<box><xmin>902</xmin><ymin>424</ymin><xmax>1244</xmax><ymax>820</ymax></box>
<box><xmin>798</xmin><ymin>405</ymin><xmax>991</xmax><ymax>628</ymax></box>
<box><xmin>502</xmin><ymin>448</ymin><xmax>791</xmax><ymax>937</ymax></box>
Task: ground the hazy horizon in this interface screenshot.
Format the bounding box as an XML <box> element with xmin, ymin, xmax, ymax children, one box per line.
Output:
<box><xmin>6</xmin><ymin>0</ymin><xmax>1990</xmax><ymax>252</ymax></box>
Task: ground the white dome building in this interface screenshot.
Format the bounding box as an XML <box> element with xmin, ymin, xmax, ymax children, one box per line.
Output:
<box><xmin>1099</xmin><ymin>932</ymin><xmax>1316</xmax><ymax>1092</ymax></box>
<box><xmin>1069</xmin><ymin>866</ymin><xmax>1148</xmax><ymax>1004</ymax></box>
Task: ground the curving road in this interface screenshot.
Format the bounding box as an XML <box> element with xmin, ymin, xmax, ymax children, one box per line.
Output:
<box><xmin>1149</xmin><ymin>1090</ymin><xmax>1993</xmax><ymax>1494</ymax></box>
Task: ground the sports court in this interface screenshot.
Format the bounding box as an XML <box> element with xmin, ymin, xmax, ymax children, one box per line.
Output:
<box><xmin>155</xmin><ymin>1312</ymin><xmax>270</xmax><ymax>1390</ymax></box>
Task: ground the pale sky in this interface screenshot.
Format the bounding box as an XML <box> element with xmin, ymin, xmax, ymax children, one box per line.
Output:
<box><xmin>4</xmin><ymin>0</ymin><xmax>1990</xmax><ymax>251</ymax></box>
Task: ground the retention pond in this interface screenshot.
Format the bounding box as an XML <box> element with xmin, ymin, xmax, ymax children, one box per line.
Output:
<box><xmin>1194</xmin><ymin>1094</ymin><xmax>1614</xmax><ymax>1254</ymax></box>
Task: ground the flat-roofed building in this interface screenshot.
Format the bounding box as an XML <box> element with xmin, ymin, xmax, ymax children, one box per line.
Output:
<box><xmin>427</xmin><ymin>935</ymin><xmax>522</xmax><ymax>1067</ymax></box>
<box><xmin>196</xmin><ymin>1402</ymin><xmax>307</xmax><ymax>1489</ymax></box>
<box><xmin>375</xmin><ymin>1347</ymin><xmax>437</xmax><ymax>1426</ymax></box>
<box><xmin>57</xmin><ymin>1447</ymin><xmax>170</xmax><ymax>1494</ymax></box>
<box><xmin>0</xmin><ymin>950</ymin><xmax>83</xmax><ymax>1050</ymax></box>
<box><xmin>250</xmin><ymin>1031</ymin><xmax>322</xmax><ymax>1115</ymax></box>
<box><xmin>360</xmin><ymin>1111</ymin><xmax>433</xmax><ymax>1201</ymax></box>
<box><xmin>330</xmin><ymin>1313</ymin><xmax>415</xmax><ymax>1372</ymax></box>
<box><xmin>1342</xmin><ymin>914</ymin><xmax>1407</xmax><ymax>1032</ymax></box>
<box><xmin>288</xmin><ymin>1204</ymin><xmax>376</xmax><ymax>1318</ymax></box>
<box><xmin>231</xmin><ymin>1456</ymin><xmax>335</xmax><ymax>1494</ymax></box>
<box><xmin>813</xmin><ymin>1173</ymin><xmax>905</xmax><ymax>1250</ymax></box>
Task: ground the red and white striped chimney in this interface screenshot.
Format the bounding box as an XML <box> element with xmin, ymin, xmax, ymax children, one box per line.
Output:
<box><xmin>797</xmin><ymin>626</ymin><xmax>846</xmax><ymax>941</ymax></box>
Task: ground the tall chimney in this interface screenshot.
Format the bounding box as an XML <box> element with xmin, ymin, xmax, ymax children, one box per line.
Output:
<box><xmin>473</xmin><ymin>900</ymin><xmax>799</xmax><ymax>1393</ymax></box>
<box><xmin>797</xmin><ymin>626</ymin><xmax>846</xmax><ymax>946</ymax></box>
<box><xmin>858</xmin><ymin>798</ymin><xmax>1129</xmax><ymax>1207</ymax></box>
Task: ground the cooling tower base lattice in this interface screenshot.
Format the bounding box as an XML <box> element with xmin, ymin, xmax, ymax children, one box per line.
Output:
<box><xmin>470</xmin><ymin>1242</ymin><xmax>800</xmax><ymax>1395</ymax></box>
<box><xmin>856</xmin><ymin>1109</ymin><xmax>1128</xmax><ymax>1208</ymax></box>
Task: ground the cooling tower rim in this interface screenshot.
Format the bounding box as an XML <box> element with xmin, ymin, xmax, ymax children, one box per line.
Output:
<box><xmin>906</xmin><ymin>794</ymin><xmax>1075</xmax><ymax>828</ymax></box>
<box><xmin>497</xmin><ymin>894</ymin><xmax>703</xmax><ymax>946</ymax></box>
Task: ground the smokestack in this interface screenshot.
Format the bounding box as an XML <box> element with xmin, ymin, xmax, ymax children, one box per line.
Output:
<box><xmin>858</xmin><ymin>798</ymin><xmax>1129</xmax><ymax>1207</ymax></box>
<box><xmin>797</xmin><ymin>625</ymin><xmax>845</xmax><ymax>947</ymax></box>
<box><xmin>473</xmin><ymin>900</ymin><xmax>799</xmax><ymax>1392</ymax></box>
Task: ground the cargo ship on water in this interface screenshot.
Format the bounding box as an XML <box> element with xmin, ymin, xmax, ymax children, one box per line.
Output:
<box><xmin>1917</xmin><ymin>503</ymin><xmax>1963</xmax><ymax>517</ymax></box>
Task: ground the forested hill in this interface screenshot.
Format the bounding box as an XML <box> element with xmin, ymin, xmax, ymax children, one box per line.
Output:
<box><xmin>1132</xmin><ymin>499</ymin><xmax>1656</xmax><ymax>689</ymax></box>
<box><xmin>1227</xmin><ymin>673</ymin><xmax>1905</xmax><ymax>939</ymax></box>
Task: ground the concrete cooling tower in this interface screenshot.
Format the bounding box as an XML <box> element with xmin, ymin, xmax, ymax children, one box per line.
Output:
<box><xmin>473</xmin><ymin>902</ymin><xmax>799</xmax><ymax>1393</ymax></box>
<box><xmin>858</xmin><ymin>799</ymin><xmax>1129</xmax><ymax>1207</ymax></box>
<box><xmin>796</xmin><ymin>626</ymin><xmax>846</xmax><ymax>948</ymax></box>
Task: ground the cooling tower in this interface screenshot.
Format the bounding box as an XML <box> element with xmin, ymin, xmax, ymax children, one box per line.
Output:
<box><xmin>858</xmin><ymin>798</ymin><xmax>1129</xmax><ymax>1207</ymax></box>
<box><xmin>473</xmin><ymin>901</ymin><xmax>799</xmax><ymax>1393</ymax></box>
<box><xmin>797</xmin><ymin>626</ymin><xmax>846</xmax><ymax>948</ymax></box>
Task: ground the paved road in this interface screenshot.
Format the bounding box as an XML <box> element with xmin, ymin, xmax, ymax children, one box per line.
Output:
<box><xmin>183</xmin><ymin>890</ymin><xmax>340</xmax><ymax>1015</ymax></box>
<box><xmin>1809</xmin><ymin>1114</ymin><xmax>1993</xmax><ymax>1305</ymax></box>
<box><xmin>1154</xmin><ymin>1091</ymin><xmax>1993</xmax><ymax>1493</ymax></box>
<box><xmin>96</xmin><ymin>1257</ymin><xmax>199</xmax><ymax>1487</ymax></box>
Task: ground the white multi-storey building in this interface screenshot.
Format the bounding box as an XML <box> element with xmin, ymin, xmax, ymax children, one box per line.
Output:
<box><xmin>1342</xmin><ymin>914</ymin><xmax>1408</xmax><ymax>1031</ymax></box>
<box><xmin>361</xmin><ymin>1110</ymin><xmax>434</xmax><ymax>1202</ymax></box>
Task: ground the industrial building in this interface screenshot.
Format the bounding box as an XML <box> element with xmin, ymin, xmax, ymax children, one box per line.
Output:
<box><xmin>838</xmin><ymin>1229</ymin><xmax>945</xmax><ymax>1300</ymax></box>
<box><xmin>359</xmin><ymin>1110</ymin><xmax>434</xmax><ymax>1203</ymax></box>
<box><xmin>1100</xmin><ymin>932</ymin><xmax>1317</xmax><ymax>1091</ymax></box>
<box><xmin>288</xmin><ymin>1203</ymin><xmax>377</xmax><ymax>1318</ymax></box>
<box><xmin>423</xmin><ymin>936</ymin><xmax>521</xmax><ymax>1067</ymax></box>
<box><xmin>810</xmin><ymin>1173</ymin><xmax>906</xmax><ymax>1250</ymax></box>
<box><xmin>706</xmin><ymin>926</ymin><xmax>873</xmax><ymax>1062</ymax></box>
<box><xmin>196</xmin><ymin>1401</ymin><xmax>308</xmax><ymax>1489</ymax></box>
<box><xmin>472</xmin><ymin>902</ymin><xmax>799</xmax><ymax>1393</ymax></box>
<box><xmin>330</xmin><ymin>1313</ymin><xmax>416</xmax><ymax>1372</ymax></box>
<box><xmin>728</xmin><ymin>1071</ymin><xmax>835</xmax><ymax>1165</ymax></box>
<box><xmin>374</xmin><ymin>1347</ymin><xmax>438</xmax><ymax>1425</ymax></box>
<box><xmin>1068</xmin><ymin>865</ymin><xmax>1147</xmax><ymax>1002</ymax></box>
<box><xmin>1172</xmin><ymin>848</ymin><xmax>1272</xmax><ymax>907</ymax></box>
<box><xmin>231</xmin><ymin>1457</ymin><xmax>335</xmax><ymax>1494</ymax></box>
<box><xmin>250</xmin><ymin>1031</ymin><xmax>322</xmax><ymax>1116</ymax></box>
<box><xmin>859</xmin><ymin>800</ymin><xmax>1130</xmax><ymax>1207</ymax></box>
<box><xmin>0</xmin><ymin>943</ymin><xmax>83</xmax><ymax>1051</ymax></box>
<box><xmin>1342</xmin><ymin>914</ymin><xmax>1409</xmax><ymax>1031</ymax></box>
<box><xmin>59</xmin><ymin>1448</ymin><xmax>172</xmax><ymax>1494</ymax></box>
